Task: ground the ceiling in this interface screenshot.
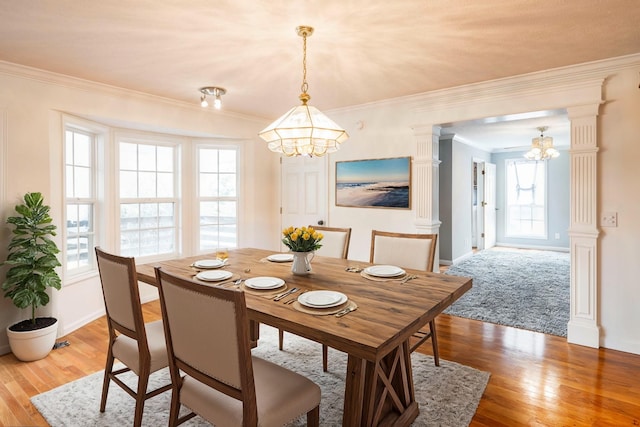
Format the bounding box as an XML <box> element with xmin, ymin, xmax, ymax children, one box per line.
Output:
<box><xmin>1</xmin><ymin>0</ymin><xmax>639</xmax><ymax>150</ymax></box>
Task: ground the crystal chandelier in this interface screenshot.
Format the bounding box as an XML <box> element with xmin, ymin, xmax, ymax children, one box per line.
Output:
<box><xmin>524</xmin><ymin>126</ymin><xmax>559</xmax><ymax>161</ymax></box>
<box><xmin>258</xmin><ymin>26</ymin><xmax>348</xmax><ymax>157</ymax></box>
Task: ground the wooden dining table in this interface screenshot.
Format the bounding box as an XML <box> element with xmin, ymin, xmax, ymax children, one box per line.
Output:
<box><xmin>135</xmin><ymin>247</ymin><xmax>471</xmax><ymax>427</ymax></box>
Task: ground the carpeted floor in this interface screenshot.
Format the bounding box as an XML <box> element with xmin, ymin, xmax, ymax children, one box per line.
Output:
<box><xmin>444</xmin><ymin>248</ymin><xmax>570</xmax><ymax>336</ymax></box>
<box><xmin>32</xmin><ymin>325</ymin><xmax>489</xmax><ymax>426</ymax></box>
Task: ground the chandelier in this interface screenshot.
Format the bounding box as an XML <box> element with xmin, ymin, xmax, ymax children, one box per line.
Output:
<box><xmin>258</xmin><ymin>26</ymin><xmax>348</xmax><ymax>157</ymax></box>
<box><xmin>524</xmin><ymin>126</ymin><xmax>559</xmax><ymax>161</ymax></box>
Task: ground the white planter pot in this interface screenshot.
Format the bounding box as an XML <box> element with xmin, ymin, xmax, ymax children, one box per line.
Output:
<box><xmin>7</xmin><ymin>318</ymin><xmax>58</xmax><ymax>362</ymax></box>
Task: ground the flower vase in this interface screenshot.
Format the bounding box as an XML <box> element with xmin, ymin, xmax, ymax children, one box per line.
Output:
<box><xmin>291</xmin><ymin>251</ymin><xmax>315</xmax><ymax>275</ymax></box>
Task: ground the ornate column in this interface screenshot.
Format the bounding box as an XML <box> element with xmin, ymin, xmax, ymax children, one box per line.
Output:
<box><xmin>412</xmin><ymin>124</ymin><xmax>442</xmax><ymax>270</ymax></box>
<box><xmin>566</xmin><ymin>103</ymin><xmax>601</xmax><ymax>348</ymax></box>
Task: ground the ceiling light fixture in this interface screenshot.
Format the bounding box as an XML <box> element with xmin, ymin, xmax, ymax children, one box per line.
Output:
<box><xmin>199</xmin><ymin>87</ymin><xmax>226</xmax><ymax>110</ymax></box>
<box><xmin>258</xmin><ymin>26</ymin><xmax>348</xmax><ymax>157</ymax></box>
<box><xmin>524</xmin><ymin>126</ymin><xmax>559</xmax><ymax>161</ymax></box>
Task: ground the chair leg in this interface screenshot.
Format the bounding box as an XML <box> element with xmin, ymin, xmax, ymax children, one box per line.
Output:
<box><xmin>133</xmin><ymin>368</ymin><xmax>150</xmax><ymax>427</ymax></box>
<box><xmin>322</xmin><ymin>344</ymin><xmax>328</xmax><ymax>372</ymax></box>
<box><xmin>278</xmin><ymin>329</ymin><xmax>284</xmax><ymax>350</ymax></box>
<box><xmin>307</xmin><ymin>405</ymin><xmax>320</xmax><ymax>427</ymax></box>
<box><xmin>100</xmin><ymin>347</ymin><xmax>115</xmax><ymax>412</ymax></box>
<box><xmin>430</xmin><ymin>320</ymin><xmax>440</xmax><ymax>367</ymax></box>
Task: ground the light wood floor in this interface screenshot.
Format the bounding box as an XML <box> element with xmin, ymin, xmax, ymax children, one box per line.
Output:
<box><xmin>1</xmin><ymin>300</ymin><xmax>639</xmax><ymax>426</ymax></box>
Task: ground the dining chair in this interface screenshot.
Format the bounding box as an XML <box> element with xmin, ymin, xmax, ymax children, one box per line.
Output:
<box><xmin>370</xmin><ymin>230</ymin><xmax>441</xmax><ymax>365</ymax></box>
<box><xmin>155</xmin><ymin>267</ymin><xmax>321</xmax><ymax>427</ymax></box>
<box><xmin>94</xmin><ymin>247</ymin><xmax>171</xmax><ymax>427</ymax></box>
<box><xmin>279</xmin><ymin>225</ymin><xmax>352</xmax><ymax>372</ymax></box>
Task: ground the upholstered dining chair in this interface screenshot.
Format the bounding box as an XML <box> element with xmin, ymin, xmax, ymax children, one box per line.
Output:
<box><xmin>279</xmin><ymin>225</ymin><xmax>352</xmax><ymax>372</ymax></box>
<box><xmin>155</xmin><ymin>267</ymin><xmax>321</xmax><ymax>427</ymax></box>
<box><xmin>94</xmin><ymin>247</ymin><xmax>171</xmax><ymax>427</ymax></box>
<box><xmin>370</xmin><ymin>230</ymin><xmax>441</xmax><ymax>365</ymax></box>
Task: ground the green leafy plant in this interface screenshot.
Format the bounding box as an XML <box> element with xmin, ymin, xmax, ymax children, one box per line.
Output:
<box><xmin>2</xmin><ymin>192</ymin><xmax>62</xmax><ymax>325</ymax></box>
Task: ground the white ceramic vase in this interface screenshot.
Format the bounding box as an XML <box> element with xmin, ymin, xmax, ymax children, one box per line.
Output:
<box><xmin>291</xmin><ymin>251</ymin><xmax>315</xmax><ymax>275</ymax></box>
<box><xmin>6</xmin><ymin>318</ymin><xmax>58</xmax><ymax>362</ymax></box>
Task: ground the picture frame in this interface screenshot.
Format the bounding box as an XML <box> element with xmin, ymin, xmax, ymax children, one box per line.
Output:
<box><xmin>335</xmin><ymin>157</ymin><xmax>411</xmax><ymax>209</ymax></box>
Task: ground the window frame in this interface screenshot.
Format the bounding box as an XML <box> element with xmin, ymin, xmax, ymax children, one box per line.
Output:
<box><xmin>195</xmin><ymin>143</ymin><xmax>240</xmax><ymax>253</ymax></box>
<box><xmin>115</xmin><ymin>133</ymin><xmax>182</xmax><ymax>261</ymax></box>
<box><xmin>504</xmin><ymin>158</ymin><xmax>549</xmax><ymax>239</ymax></box>
<box><xmin>62</xmin><ymin>119</ymin><xmax>105</xmax><ymax>278</ymax></box>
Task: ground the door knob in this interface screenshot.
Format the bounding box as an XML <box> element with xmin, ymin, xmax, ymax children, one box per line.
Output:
<box><xmin>317</xmin><ymin>220</ymin><xmax>324</xmax><ymax>225</ymax></box>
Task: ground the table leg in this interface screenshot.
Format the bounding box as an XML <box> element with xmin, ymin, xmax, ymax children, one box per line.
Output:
<box><xmin>249</xmin><ymin>320</ymin><xmax>260</xmax><ymax>348</ymax></box>
<box><xmin>342</xmin><ymin>341</ymin><xmax>418</xmax><ymax>426</ymax></box>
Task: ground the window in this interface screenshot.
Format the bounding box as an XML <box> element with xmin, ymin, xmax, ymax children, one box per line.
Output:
<box><xmin>197</xmin><ymin>146</ymin><xmax>238</xmax><ymax>251</ymax></box>
<box><xmin>65</xmin><ymin>127</ymin><xmax>96</xmax><ymax>273</ymax></box>
<box><xmin>118</xmin><ymin>139</ymin><xmax>178</xmax><ymax>257</ymax></box>
<box><xmin>505</xmin><ymin>159</ymin><xmax>547</xmax><ymax>238</ymax></box>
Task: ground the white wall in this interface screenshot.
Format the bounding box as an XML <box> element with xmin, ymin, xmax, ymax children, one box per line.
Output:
<box><xmin>326</xmin><ymin>55</ymin><xmax>640</xmax><ymax>354</ymax></box>
<box><xmin>2</xmin><ymin>54</ymin><xmax>640</xmax><ymax>356</ymax></box>
<box><xmin>0</xmin><ymin>64</ymin><xmax>280</xmax><ymax>354</ymax></box>
<box><xmin>325</xmin><ymin>102</ymin><xmax>419</xmax><ymax>261</ymax></box>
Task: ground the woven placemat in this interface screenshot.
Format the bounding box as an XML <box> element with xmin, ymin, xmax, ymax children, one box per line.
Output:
<box><xmin>292</xmin><ymin>300</ymin><xmax>358</xmax><ymax>316</ymax></box>
<box><xmin>240</xmin><ymin>282</ymin><xmax>288</xmax><ymax>298</ymax></box>
<box><xmin>360</xmin><ymin>271</ymin><xmax>407</xmax><ymax>282</ymax></box>
<box><xmin>193</xmin><ymin>272</ymin><xmax>240</xmax><ymax>286</ymax></box>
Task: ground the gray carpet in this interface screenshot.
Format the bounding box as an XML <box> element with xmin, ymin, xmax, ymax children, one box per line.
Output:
<box><xmin>32</xmin><ymin>325</ymin><xmax>489</xmax><ymax>426</ymax></box>
<box><xmin>444</xmin><ymin>248</ymin><xmax>570</xmax><ymax>336</ymax></box>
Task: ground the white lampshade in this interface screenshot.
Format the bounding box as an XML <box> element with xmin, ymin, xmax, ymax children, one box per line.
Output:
<box><xmin>258</xmin><ymin>103</ymin><xmax>349</xmax><ymax>157</ymax></box>
<box><xmin>259</xmin><ymin>25</ymin><xmax>348</xmax><ymax>157</ymax></box>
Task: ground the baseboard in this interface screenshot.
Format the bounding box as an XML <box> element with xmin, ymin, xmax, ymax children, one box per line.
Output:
<box><xmin>59</xmin><ymin>309</ymin><xmax>106</xmax><ymax>338</ymax></box>
<box><xmin>567</xmin><ymin>320</ymin><xmax>600</xmax><ymax>348</ymax></box>
<box><xmin>495</xmin><ymin>243</ymin><xmax>570</xmax><ymax>252</ymax></box>
<box><xmin>451</xmin><ymin>251</ymin><xmax>474</xmax><ymax>265</ymax></box>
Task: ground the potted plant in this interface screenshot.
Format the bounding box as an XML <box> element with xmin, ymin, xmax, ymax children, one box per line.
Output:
<box><xmin>2</xmin><ymin>192</ymin><xmax>62</xmax><ymax>361</ymax></box>
<box><xmin>281</xmin><ymin>226</ymin><xmax>323</xmax><ymax>275</ymax></box>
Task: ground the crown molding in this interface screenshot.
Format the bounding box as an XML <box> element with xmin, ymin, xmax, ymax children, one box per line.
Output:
<box><xmin>0</xmin><ymin>60</ymin><xmax>265</xmax><ymax>123</ymax></box>
<box><xmin>328</xmin><ymin>53</ymin><xmax>640</xmax><ymax>115</ymax></box>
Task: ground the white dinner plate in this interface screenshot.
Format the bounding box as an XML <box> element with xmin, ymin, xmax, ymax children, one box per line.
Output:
<box><xmin>266</xmin><ymin>253</ymin><xmax>294</xmax><ymax>263</ymax></box>
<box><xmin>298</xmin><ymin>290</ymin><xmax>348</xmax><ymax>308</ymax></box>
<box><xmin>193</xmin><ymin>259</ymin><xmax>225</xmax><ymax>269</ymax></box>
<box><xmin>363</xmin><ymin>265</ymin><xmax>406</xmax><ymax>278</ymax></box>
<box><xmin>244</xmin><ymin>276</ymin><xmax>286</xmax><ymax>290</ymax></box>
<box><xmin>195</xmin><ymin>270</ymin><xmax>233</xmax><ymax>282</ymax></box>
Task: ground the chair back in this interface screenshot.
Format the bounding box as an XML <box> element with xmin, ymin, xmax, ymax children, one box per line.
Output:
<box><xmin>370</xmin><ymin>230</ymin><xmax>438</xmax><ymax>272</ymax></box>
<box><xmin>311</xmin><ymin>226</ymin><xmax>352</xmax><ymax>259</ymax></box>
<box><xmin>95</xmin><ymin>247</ymin><xmax>146</xmax><ymax>340</ymax></box>
<box><xmin>155</xmin><ymin>268</ymin><xmax>258</xmax><ymax>419</ymax></box>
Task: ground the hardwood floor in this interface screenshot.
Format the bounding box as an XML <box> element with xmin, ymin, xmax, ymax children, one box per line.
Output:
<box><xmin>1</xmin><ymin>300</ymin><xmax>639</xmax><ymax>426</ymax></box>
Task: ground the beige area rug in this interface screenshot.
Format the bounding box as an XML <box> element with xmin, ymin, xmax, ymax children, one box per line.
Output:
<box><xmin>32</xmin><ymin>325</ymin><xmax>489</xmax><ymax>426</ymax></box>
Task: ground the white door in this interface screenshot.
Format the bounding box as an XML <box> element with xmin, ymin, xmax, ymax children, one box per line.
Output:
<box><xmin>481</xmin><ymin>162</ymin><xmax>497</xmax><ymax>249</ymax></box>
<box><xmin>280</xmin><ymin>156</ymin><xmax>328</xmax><ymax>248</ymax></box>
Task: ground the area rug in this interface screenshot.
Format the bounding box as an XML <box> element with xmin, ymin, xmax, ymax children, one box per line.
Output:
<box><xmin>32</xmin><ymin>325</ymin><xmax>489</xmax><ymax>426</ymax></box>
<box><xmin>444</xmin><ymin>248</ymin><xmax>570</xmax><ymax>336</ymax></box>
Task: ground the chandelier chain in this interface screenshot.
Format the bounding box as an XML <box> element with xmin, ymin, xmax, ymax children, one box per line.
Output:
<box><xmin>301</xmin><ymin>31</ymin><xmax>308</xmax><ymax>94</ymax></box>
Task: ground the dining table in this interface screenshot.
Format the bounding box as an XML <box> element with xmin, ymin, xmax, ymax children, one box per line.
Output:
<box><xmin>135</xmin><ymin>247</ymin><xmax>472</xmax><ymax>427</ymax></box>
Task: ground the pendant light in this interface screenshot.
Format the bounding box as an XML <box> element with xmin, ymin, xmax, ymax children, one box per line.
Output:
<box><xmin>258</xmin><ymin>26</ymin><xmax>348</xmax><ymax>157</ymax></box>
<box><xmin>524</xmin><ymin>126</ymin><xmax>559</xmax><ymax>161</ymax></box>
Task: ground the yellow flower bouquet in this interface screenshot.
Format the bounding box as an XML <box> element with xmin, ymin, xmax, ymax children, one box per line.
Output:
<box><xmin>282</xmin><ymin>226</ymin><xmax>323</xmax><ymax>252</ymax></box>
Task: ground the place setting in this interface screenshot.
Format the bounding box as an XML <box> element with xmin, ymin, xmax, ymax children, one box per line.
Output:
<box><xmin>190</xmin><ymin>258</ymin><xmax>228</xmax><ymax>270</ymax></box>
<box><xmin>192</xmin><ymin>269</ymin><xmax>240</xmax><ymax>287</ymax></box>
<box><xmin>289</xmin><ymin>290</ymin><xmax>358</xmax><ymax>316</ymax></box>
<box><xmin>358</xmin><ymin>264</ymin><xmax>410</xmax><ymax>282</ymax></box>
<box><xmin>261</xmin><ymin>253</ymin><xmax>295</xmax><ymax>263</ymax></box>
<box><xmin>240</xmin><ymin>276</ymin><xmax>290</xmax><ymax>298</ymax></box>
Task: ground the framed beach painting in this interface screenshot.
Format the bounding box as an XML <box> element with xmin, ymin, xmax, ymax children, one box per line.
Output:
<box><xmin>335</xmin><ymin>157</ymin><xmax>411</xmax><ymax>209</ymax></box>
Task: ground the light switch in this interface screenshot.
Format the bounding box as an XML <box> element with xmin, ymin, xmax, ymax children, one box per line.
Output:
<box><xmin>601</xmin><ymin>212</ymin><xmax>618</xmax><ymax>227</ymax></box>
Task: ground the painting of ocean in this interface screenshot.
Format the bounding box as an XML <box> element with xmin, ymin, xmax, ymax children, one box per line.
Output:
<box><xmin>335</xmin><ymin>157</ymin><xmax>411</xmax><ymax>208</ymax></box>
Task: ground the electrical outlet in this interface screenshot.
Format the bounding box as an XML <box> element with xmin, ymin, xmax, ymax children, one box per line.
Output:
<box><xmin>601</xmin><ymin>212</ymin><xmax>618</xmax><ymax>227</ymax></box>
<box><xmin>555</xmin><ymin>233</ymin><xmax>560</xmax><ymax>239</ymax></box>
